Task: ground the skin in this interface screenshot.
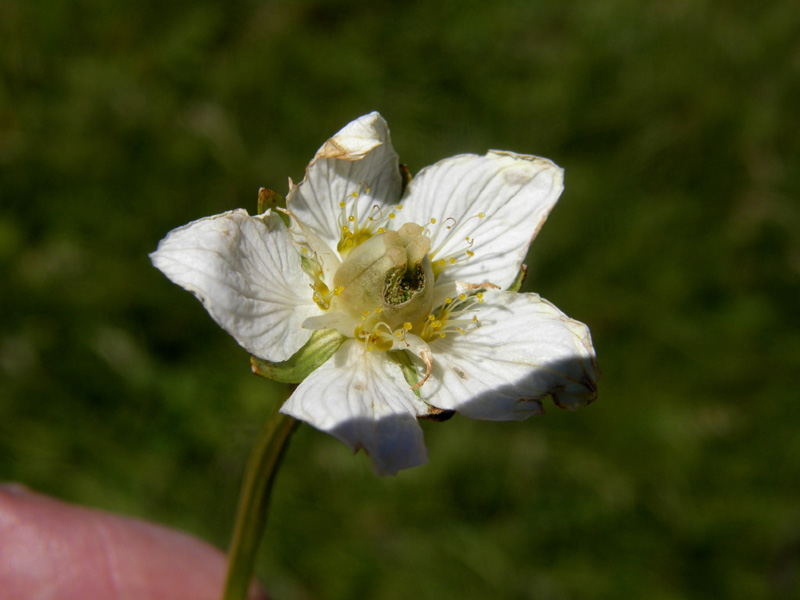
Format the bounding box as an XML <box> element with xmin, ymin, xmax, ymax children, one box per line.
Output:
<box><xmin>0</xmin><ymin>484</ymin><xmax>267</xmax><ymax>600</ymax></box>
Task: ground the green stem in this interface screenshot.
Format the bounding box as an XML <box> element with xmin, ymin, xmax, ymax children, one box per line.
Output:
<box><xmin>222</xmin><ymin>392</ymin><xmax>299</xmax><ymax>600</ymax></box>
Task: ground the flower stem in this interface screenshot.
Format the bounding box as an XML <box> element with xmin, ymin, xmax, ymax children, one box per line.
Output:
<box><xmin>222</xmin><ymin>392</ymin><xmax>299</xmax><ymax>600</ymax></box>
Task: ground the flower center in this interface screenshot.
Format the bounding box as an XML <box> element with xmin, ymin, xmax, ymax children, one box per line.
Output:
<box><xmin>333</xmin><ymin>222</ymin><xmax>434</xmax><ymax>335</ymax></box>
<box><xmin>299</xmin><ymin>186</ymin><xmax>490</xmax><ymax>355</ymax></box>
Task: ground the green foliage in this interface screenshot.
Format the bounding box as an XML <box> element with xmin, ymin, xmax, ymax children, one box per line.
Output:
<box><xmin>2</xmin><ymin>0</ymin><xmax>799</xmax><ymax>598</ymax></box>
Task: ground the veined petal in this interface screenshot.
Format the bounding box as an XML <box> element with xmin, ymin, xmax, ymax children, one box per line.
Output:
<box><xmin>398</xmin><ymin>151</ymin><xmax>563</xmax><ymax>289</ymax></box>
<box><xmin>150</xmin><ymin>209</ymin><xmax>319</xmax><ymax>362</ymax></box>
<box><xmin>281</xmin><ymin>340</ymin><xmax>429</xmax><ymax>476</ymax></box>
<box><xmin>287</xmin><ymin>112</ymin><xmax>402</xmax><ymax>252</ymax></box>
<box><xmin>420</xmin><ymin>291</ymin><xmax>597</xmax><ymax>420</ymax></box>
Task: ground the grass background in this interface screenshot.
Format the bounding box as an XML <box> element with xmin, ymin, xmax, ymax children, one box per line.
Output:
<box><xmin>2</xmin><ymin>0</ymin><xmax>799</xmax><ymax>598</ymax></box>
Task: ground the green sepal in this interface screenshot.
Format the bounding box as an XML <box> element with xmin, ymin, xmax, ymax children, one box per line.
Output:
<box><xmin>507</xmin><ymin>264</ymin><xmax>528</xmax><ymax>292</ymax></box>
<box><xmin>257</xmin><ymin>188</ymin><xmax>289</xmax><ymax>226</ymax></box>
<box><xmin>392</xmin><ymin>350</ymin><xmax>456</xmax><ymax>422</ymax></box>
<box><xmin>251</xmin><ymin>329</ymin><xmax>346</xmax><ymax>383</ymax></box>
<box><xmin>392</xmin><ymin>350</ymin><xmax>422</xmax><ymax>397</ymax></box>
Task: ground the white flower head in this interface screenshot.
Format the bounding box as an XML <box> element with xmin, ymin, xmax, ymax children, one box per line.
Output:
<box><xmin>151</xmin><ymin>112</ymin><xmax>598</xmax><ymax>476</ymax></box>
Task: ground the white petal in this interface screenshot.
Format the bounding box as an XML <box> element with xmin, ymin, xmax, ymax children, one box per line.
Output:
<box><xmin>150</xmin><ymin>209</ymin><xmax>319</xmax><ymax>362</ymax></box>
<box><xmin>398</xmin><ymin>151</ymin><xmax>563</xmax><ymax>289</ymax></box>
<box><xmin>419</xmin><ymin>291</ymin><xmax>597</xmax><ymax>420</ymax></box>
<box><xmin>287</xmin><ymin>112</ymin><xmax>402</xmax><ymax>252</ymax></box>
<box><xmin>281</xmin><ymin>340</ymin><xmax>428</xmax><ymax>475</ymax></box>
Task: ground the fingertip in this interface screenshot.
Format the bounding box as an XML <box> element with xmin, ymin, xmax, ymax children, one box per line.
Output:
<box><xmin>0</xmin><ymin>486</ymin><xmax>268</xmax><ymax>600</ymax></box>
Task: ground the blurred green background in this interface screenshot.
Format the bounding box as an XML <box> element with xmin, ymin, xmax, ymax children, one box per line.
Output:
<box><xmin>2</xmin><ymin>0</ymin><xmax>799</xmax><ymax>598</ymax></box>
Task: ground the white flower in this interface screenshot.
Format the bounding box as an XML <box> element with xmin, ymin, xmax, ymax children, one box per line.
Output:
<box><xmin>151</xmin><ymin>112</ymin><xmax>598</xmax><ymax>475</ymax></box>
